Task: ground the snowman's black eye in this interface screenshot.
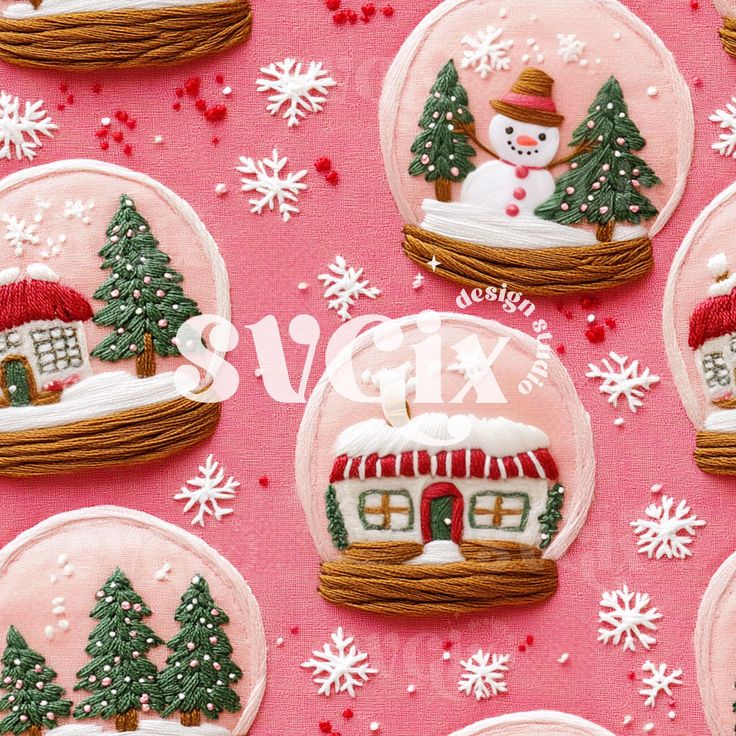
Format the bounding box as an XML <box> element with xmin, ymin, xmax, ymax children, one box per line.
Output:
<box><xmin>539</xmin><ymin>133</ymin><xmax>547</xmax><ymax>141</ymax></box>
<box><xmin>505</xmin><ymin>126</ymin><xmax>514</xmax><ymax>134</ymax></box>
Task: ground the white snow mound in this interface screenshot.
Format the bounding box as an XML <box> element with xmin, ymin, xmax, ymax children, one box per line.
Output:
<box><xmin>0</xmin><ymin>370</ymin><xmax>184</xmax><ymax>433</ymax></box>
<box><xmin>419</xmin><ymin>199</ymin><xmax>647</xmax><ymax>250</ymax></box>
<box><xmin>704</xmin><ymin>409</ymin><xmax>736</xmax><ymax>432</ymax></box>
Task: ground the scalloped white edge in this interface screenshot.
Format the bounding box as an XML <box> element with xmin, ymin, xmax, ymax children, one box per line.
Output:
<box><xmin>295</xmin><ymin>311</ymin><xmax>595</xmax><ymax>563</ymax></box>
<box><xmin>0</xmin><ymin>506</ymin><xmax>266</xmax><ymax>736</ymax></box>
<box><xmin>695</xmin><ymin>549</ymin><xmax>736</xmax><ymax>736</ymax></box>
<box><xmin>379</xmin><ymin>0</ymin><xmax>694</xmax><ymax>237</ymax></box>
<box><xmin>662</xmin><ymin>182</ymin><xmax>736</xmax><ymax>428</ymax></box>
<box><xmin>0</xmin><ymin>158</ymin><xmax>231</xmax><ymax>343</ymax></box>
<box><xmin>449</xmin><ymin>711</ymin><xmax>616</xmax><ymax>736</ymax></box>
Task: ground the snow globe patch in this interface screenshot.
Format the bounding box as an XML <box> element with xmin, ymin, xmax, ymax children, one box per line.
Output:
<box><xmin>0</xmin><ymin>506</ymin><xmax>266</xmax><ymax>736</ymax></box>
<box><xmin>696</xmin><ymin>549</ymin><xmax>736</xmax><ymax>736</ymax></box>
<box><xmin>295</xmin><ymin>312</ymin><xmax>595</xmax><ymax>616</ymax></box>
<box><xmin>447</xmin><ymin>712</ymin><xmax>616</xmax><ymax>736</ymax></box>
<box><xmin>0</xmin><ymin>159</ymin><xmax>230</xmax><ymax>477</ymax></box>
<box><xmin>380</xmin><ymin>0</ymin><xmax>693</xmax><ymax>296</ymax></box>
<box><xmin>664</xmin><ymin>181</ymin><xmax>736</xmax><ymax>475</ymax></box>
<box><xmin>0</xmin><ymin>0</ymin><xmax>251</xmax><ymax>70</ymax></box>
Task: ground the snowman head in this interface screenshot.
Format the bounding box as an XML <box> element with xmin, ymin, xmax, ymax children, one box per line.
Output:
<box><xmin>489</xmin><ymin>114</ymin><xmax>560</xmax><ymax>168</ymax></box>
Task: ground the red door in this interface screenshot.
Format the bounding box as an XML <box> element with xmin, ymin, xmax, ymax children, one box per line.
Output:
<box><xmin>420</xmin><ymin>482</ymin><xmax>464</xmax><ymax>544</ymax></box>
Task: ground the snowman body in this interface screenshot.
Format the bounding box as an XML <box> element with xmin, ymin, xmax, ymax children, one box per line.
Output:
<box><xmin>460</xmin><ymin>114</ymin><xmax>561</xmax><ymax>219</ymax></box>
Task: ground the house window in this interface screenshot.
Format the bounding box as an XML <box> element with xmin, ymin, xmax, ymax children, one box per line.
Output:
<box><xmin>31</xmin><ymin>326</ymin><xmax>83</xmax><ymax>375</ymax></box>
<box><xmin>359</xmin><ymin>490</ymin><xmax>414</xmax><ymax>531</ymax></box>
<box><xmin>470</xmin><ymin>492</ymin><xmax>530</xmax><ymax>532</ymax></box>
<box><xmin>702</xmin><ymin>352</ymin><xmax>731</xmax><ymax>389</ymax></box>
<box><xmin>0</xmin><ymin>331</ymin><xmax>21</xmax><ymax>356</ymax></box>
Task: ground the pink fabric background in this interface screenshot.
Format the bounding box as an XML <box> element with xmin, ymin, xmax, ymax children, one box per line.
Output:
<box><xmin>0</xmin><ymin>1</ymin><xmax>731</xmax><ymax>735</ymax></box>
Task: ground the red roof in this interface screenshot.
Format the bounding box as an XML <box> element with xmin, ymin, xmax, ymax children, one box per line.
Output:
<box><xmin>330</xmin><ymin>448</ymin><xmax>559</xmax><ymax>484</ymax></box>
<box><xmin>0</xmin><ymin>278</ymin><xmax>93</xmax><ymax>332</ymax></box>
<box><xmin>689</xmin><ymin>290</ymin><xmax>736</xmax><ymax>349</ymax></box>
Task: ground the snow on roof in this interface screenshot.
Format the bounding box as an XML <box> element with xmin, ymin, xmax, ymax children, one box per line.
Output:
<box><xmin>689</xmin><ymin>289</ymin><xmax>736</xmax><ymax>350</ymax></box>
<box><xmin>0</xmin><ymin>266</ymin><xmax>92</xmax><ymax>332</ymax></box>
<box><xmin>334</xmin><ymin>413</ymin><xmax>550</xmax><ymax>458</ymax></box>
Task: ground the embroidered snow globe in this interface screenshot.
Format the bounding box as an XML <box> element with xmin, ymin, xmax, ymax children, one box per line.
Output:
<box><xmin>664</xmin><ymin>182</ymin><xmax>736</xmax><ymax>475</ymax></box>
<box><xmin>0</xmin><ymin>0</ymin><xmax>251</xmax><ymax>69</ymax></box>
<box><xmin>295</xmin><ymin>312</ymin><xmax>595</xmax><ymax>616</ymax></box>
<box><xmin>696</xmin><ymin>549</ymin><xmax>736</xmax><ymax>736</ymax></box>
<box><xmin>380</xmin><ymin>0</ymin><xmax>693</xmax><ymax>295</ymax></box>
<box><xmin>0</xmin><ymin>159</ymin><xmax>230</xmax><ymax>477</ymax></box>
<box><xmin>447</xmin><ymin>713</ymin><xmax>615</xmax><ymax>736</ymax></box>
<box><xmin>0</xmin><ymin>506</ymin><xmax>266</xmax><ymax>736</ymax></box>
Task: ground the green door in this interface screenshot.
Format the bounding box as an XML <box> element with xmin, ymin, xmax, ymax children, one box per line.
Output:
<box><xmin>3</xmin><ymin>360</ymin><xmax>32</xmax><ymax>407</ymax></box>
<box><xmin>429</xmin><ymin>496</ymin><xmax>454</xmax><ymax>541</ymax></box>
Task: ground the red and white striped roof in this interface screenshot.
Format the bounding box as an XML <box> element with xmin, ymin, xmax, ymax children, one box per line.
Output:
<box><xmin>330</xmin><ymin>447</ymin><xmax>558</xmax><ymax>484</ymax></box>
<box><xmin>330</xmin><ymin>413</ymin><xmax>558</xmax><ymax>483</ymax></box>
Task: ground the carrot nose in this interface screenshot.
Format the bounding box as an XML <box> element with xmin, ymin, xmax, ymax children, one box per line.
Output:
<box><xmin>516</xmin><ymin>135</ymin><xmax>538</xmax><ymax>147</ymax></box>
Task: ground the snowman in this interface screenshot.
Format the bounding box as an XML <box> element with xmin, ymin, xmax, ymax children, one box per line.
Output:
<box><xmin>460</xmin><ymin>69</ymin><xmax>565</xmax><ymax>220</ymax></box>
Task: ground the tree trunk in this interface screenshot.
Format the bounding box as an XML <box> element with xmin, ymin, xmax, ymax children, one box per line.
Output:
<box><xmin>115</xmin><ymin>709</ymin><xmax>138</xmax><ymax>732</ymax></box>
<box><xmin>596</xmin><ymin>220</ymin><xmax>615</xmax><ymax>242</ymax></box>
<box><xmin>434</xmin><ymin>178</ymin><xmax>452</xmax><ymax>202</ymax></box>
<box><xmin>28</xmin><ymin>725</ymin><xmax>42</xmax><ymax>736</ymax></box>
<box><xmin>135</xmin><ymin>333</ymin><xmax>156</xmax><ymax>378</ymax></box>
<box><xmin>181</xmin><ymin>711</ymin><xmax>202</xmax><ymax>727</ymax></box>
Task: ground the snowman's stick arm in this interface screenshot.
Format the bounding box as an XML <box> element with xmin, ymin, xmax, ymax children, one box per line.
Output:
<box><xmin>550</xmin><ymin>140</ymin><xmax>595</xmax><ymax>168</ymax></box>
<box><xmin>455</xmin><ymin>122</ymin><xmax>499</xmax><ymax>159</ymax></box>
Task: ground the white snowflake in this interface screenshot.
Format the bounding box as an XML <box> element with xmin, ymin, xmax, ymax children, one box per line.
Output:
<box><xmin>598</xmin><ymin>585</ymin><xmax>662</xmax><ymax>652</ymax></box>
<box><xmin>639</xmin><ymin>661</ymin><xmax>683</xmax><ymax>707</ymax></box>
<box><xmin>710</xmin><ymin>98</ymin><xmax>736</xmax><ymax>157</ymax></box>
<box><xmin>38</xmin><ymin>233</ymin><xmax>67</xmax><ymax>260</ymax></box>
<box><xmin>631</xmin><ymin>495</ymin><xmax>706</xmax><ymax>560</ymax></box>
<box><xmin>0</xmin><ymin>92</ymin><xmax>57</xmax><ymax>161</ymax></box>
<box><xmin>2</xmin><ymin>213</ymin><xmax>39</xmax><ymax>256</ymax></box>
<box><xmin>318</xmin><ymin>255</ymin><xmax>381</xmax><ymax>321</ymax></box>
<box><xmin>460</xmin><ymin>26</ymin><xmax>513</xmax><ymax>79</ymax></box>
<box><xmin>458</xmin><ymin>651</ymin><xmax>510</xmax><ymax>700</ymax></box>
<box><xmin>256</xmin><ymin>58</ymin><xmax>337</xmax><ymax>128</ymax></box>
<box><xmin>174</xmin><ymin>454</ymin><xmax>239</xmax><ymax>527</ymax></box>
<box><xmin>448</xmin><ymin>343</ymin><xmax>492</xmax><ymax>381</ymax></box>
<box><xmin>236</xmin><ymin>148</ymin><xmax>308</xmax><ymax>222</ymax></box>
<box><xmin>557</xmin><ymin>33</ymin><xmax>587</xmax><ymax>63</ymax></box>
<box><xmin>63</xmin><ymin>198</ymin><xmax>95</xmax><ymax>224</ymax></box>
<box><xmin>301</xmin><ymin>627</ymin><xmax>378</xmax><ymax>697</ymax></box>
<box><xmin>586</xmin><ymin>352</ymin><xmax>660</xmax><ymax>413</ymax></box>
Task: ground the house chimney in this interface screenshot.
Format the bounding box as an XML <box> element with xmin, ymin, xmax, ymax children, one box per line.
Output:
<box><xmin>708</xmin><ymin>252</ymin><xmax>730</xmax><ymax>283</ymax></box>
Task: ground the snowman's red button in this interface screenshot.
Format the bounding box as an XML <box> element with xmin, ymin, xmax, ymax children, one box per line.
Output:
<box><xmin>513</xmin><ymin>188</ymin><xmax>526</xmax><ymax>200</ymax></box>
<box><xmin>506</xmin><ymin>204</ymin><xmax>520</xmax><ymax>217</ymax></box>
<box><xmin>515</xmin><ymin>166</ymin><xmax>529</xmax><ymax>179</ymax></box>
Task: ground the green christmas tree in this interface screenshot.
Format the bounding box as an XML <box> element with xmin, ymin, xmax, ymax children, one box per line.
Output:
<box><xmin>159</xmin><ymin>575</ymin><xmax>242</xmax><ymax>727</ymax></box>
<box><xmin>538</xmin><ymin>484</ymin><xmax>564</xmax><ymax>550</ymax></box>
<box><xmin>74</xmin><ymin>569</ymin><xmax>164</xmax><ymax>732</ymax></box>
<box><xmin>325</xmin><ymin>485</ymin><xmax>348</xmax><ymax>551</ymax></box>
<box><xmin>0</xmin><ymin>627</ymin><xmax>71</xmax><ymax>736</ymax></box>
<box><xmin>409</xmin><ymin>59</ymin><xmax>477</xmax><ymax>203</ymax></box>
<box><xmin>92</xmin><ymin>195</ymin><xmax>201</xmax><ymax>379</ymax></box>
<box><xmin>535</xmin><ymin>76</ymin><xmax>660</xmax><ymax>242</ymax></box>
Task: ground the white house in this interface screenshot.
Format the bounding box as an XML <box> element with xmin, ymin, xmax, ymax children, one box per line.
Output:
<box><xmin>326</xmin><ymin>412</ymin><xmax>562</xmax><ymax>564</ymax></box>
<box><xmin>0</xmin><ymin>264</ymin><xmax>92</xmax><ymax>408</ymax></box>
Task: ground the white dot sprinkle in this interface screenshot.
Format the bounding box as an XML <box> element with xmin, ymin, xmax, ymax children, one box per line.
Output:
<box><xmin>646</xmin><ymin>86</ymin><xmax>658</xmax><ymax>97</ymax></box>
<box><xmin>614</xmin><ymin>417</ymin><xmax>625</xmax><ymax>427</ymax></box>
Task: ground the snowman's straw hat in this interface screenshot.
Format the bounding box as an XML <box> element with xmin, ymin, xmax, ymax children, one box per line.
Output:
<box><xmin>491</xmin><ymin>68</ymin><xmax>564</xmax><ymax>128</ymax></box>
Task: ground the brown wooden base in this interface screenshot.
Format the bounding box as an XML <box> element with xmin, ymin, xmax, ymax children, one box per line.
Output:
<box><xmin>694</xmin><ymin>430</ymin><xmax>736</xmax><ymax>475</ymax></box>
<box><xmin>403</xmin><ymin>224</ymin><xmax>653</xmax><ymax>296</ymax></box>
<box><xmin>0</xmin><ymin>0</ymin><xmax>252</xmax><ymax>70</ymax></box>
<box><xmin>0</xmin><ymin>397</ymin><xmax>221</xmax><ymax>477</ymax></box>
<box><xmin>319</xmin><ymin>541</ymin><xmax>558</xmax><ymax>616</ymax></box>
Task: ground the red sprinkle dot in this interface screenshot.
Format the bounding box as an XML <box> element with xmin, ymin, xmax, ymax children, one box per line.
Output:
<box><xmin>95</xmin><ymin>128</ymin><xmax>108</xmax><ymax>139</ymax></box>
<box><xmin>346</xmin><ymin>8</ymin><xmax>358</xmax><ymax>22</ymax></box>
<box><xmin>693</xmin><ymin>76</ymin><xmax>703</xmax><ymax>88</ymax></box>
<box><xmin>513</xmin><ymin>187</ymin><xmax>527</xmax><ymax>200</ymax></box>
<box><xmin>215</xmin><ymin>73</ymin><xmax>225</xmax><ymax>84</ymax></box>
<box><xmin>325</xmin><ymin>170</ymin><xmax>340</xmax><ymax>185</ymax></box>
<box><xmin>204</xmin><ymin>104</ymin><xmax>228</xmax><ymax>122</ymax></box>
<box><xmin>690</xmin><ymin>0</ymin><xmax>699</xmax><ymax>8</ymax></box>
<box><xmin>173</xmin><ymin>101</ymin><xmax>182</xmax><ymax>111</ymax></box>
<box><xmin>258</xmin><ymin>476</ymin><xmax>269</xmax><ymax>487</ymax></box>
<box><xmin>123</xmin><ymin>144</ymin><xmax>133</xmax><ymax>156</ymax></box>
<box><xmin>564</xmin><ymin>309</ymin><xmax>573</xmax><ymax>320</ymax></box>
<box><xmin>585</xmin><ymin>323</ymin><xmax>606</xmax><ymax>344</ymax></box>
<box><xmin>604</xmin><ymin>317</ymin><xmax>617</xmax><ymax>329</ymax></box>
<box><xmin>290</xmin><ymin>625</ymin><xmax>299</xmax><ymax>635</ymax></box>
<box><xmin>518</xmin><ymin>644</ymin><xmax>526</xmax><ymax>652</ymax></box>
<box><xmin>100</xmin><ymin>141</ymin><xmax>109</xmax><ymax>151</ymax></box>
<box><xmin>56</xmin><ymin>104</ymin><xmax>65</xmax><ymax>112</ymax></box>
<box><xmin>66</xmin><ymin>94</ymin><xmax>74</xmax><ymax>104</ymax></box>
<box><xmin>315</xmin><ymin>156</ymin><xmax>332</xmax><ymax>173</ymax></box>
<box><xmin>506</xmin><ymin>204</ymin><xmax>520</xmax><ymax>217</ymax></box>
<box><xmin>114</xmin><ymin>110</ymin><xmax>128</xmax><ymax>122</ymax></box>
<box><xmin>580</xmin><ymin>295</ymin><xmax>600</xmax><ymax>309</ymax></box>
<box><xmin>381</xmin><ymin>3</ymin><xmax>394</xmax><ymax>15</ymax></box>
<box><xmin>556</xmin><ymin>344</ymin><xmax>566</xmax><ymax>355</ymax></box>
<box><xmin>326</xmin><ymin>0</ymin><xmax>340</xmax><ymax>9</ymax></box>
<box><xmin>91</xmin><ymin>83</ymin><xmax>102</xmax><ymax>94</ymax></box>
<box><xmin>319</xmin><ymin>722</ymin><xmax>332</xmax><ymax>734</ymax></box>
<box><xmin>526</xmin><ymin>635</ymin><xmax>534</xmax><ymax>645</ymax></box>
<box><xmin>342</xmin><ymin>709</ymin><xmax>353</xmax><ymax>720</ymax></box>
<box><xmin>212</xmin><ymin>136</ymin><xmax>220</xmax><ymax>145</ymax></box>
<box><xmin>333</xmin><ymin>10</ymin><xmax>347</xmax><ymax>23</ymax></box>
<box><xmin>442</xmin><ymin>640</ymin><xmax>452</xmax><ymax>650</ymax></box>
<box><xmin>361</xmin><ymin>2</ymin><xmax>376</xmax><ymax>15</ymax></box>
<box><xmin>175</xmin><ymin>88</ymin><xmax>185</xmax><ymax>98</ymax></box>
<box><xmin>126</xmin><ymin>119</ymin><xmax>137</xmax><ymax>130</ymax></box>
<box><xmin>59</xmin><ymin>83</ymin><xmax>69</xmax><ymax>93</ymax></box>
<box><xmin>112</xmin><ymin>131</ymin><xmax>124</xmax><ymax>143</ymax></box>
<box><xmin>195</xmin><ymin>99</ymin><xmax>207</xmax><ymax>112</ymax></box>
<box><xmin>184</xmin><ymin>77</ymin><xmax>201</xmax><ymax>97</ymax></box>
<box><xmin>627</xmin><ymin>671</ymin><xmax>636</xmax><ymax>681</ymax></box>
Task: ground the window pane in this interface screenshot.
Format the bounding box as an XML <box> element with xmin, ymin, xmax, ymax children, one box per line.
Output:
<box><xmin>471</xmin><ymin>492</ymin><xmax>530</xmax><ymax>532</ymax></box>
<box><xmin>359</xmin><ymin>490</ymin><xmax>414</xmax><ymax>531</ymax></box>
